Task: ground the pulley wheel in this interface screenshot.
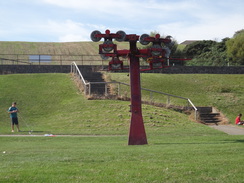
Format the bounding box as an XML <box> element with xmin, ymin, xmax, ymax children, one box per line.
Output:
<box><xmin>139</xmin><ymin>34</ymin><xmax>150</xmax><ymax>45</ymax></box>
<box><xmin>151</xmin><ymin>44</ymin><xmax>162</xmax><ymax>56</ymax></box>
<box><xmin>90</xmin><ymin>30</ymin><xmax>102</xmax><ymax>42</ymax></box>
<box><xmin>102</xmin><ymin>40</ymin><xmax>114</xmax><ymax>52</ymax></box>
<box><xmin>115</xmin><ymin>30</ymin><xmax>126</xmax><ymax>42</ymax></box>
<box><xmin>100</xmin><ymin>54</ymin><xmax>109</xmax><ymax>60</ymax></box>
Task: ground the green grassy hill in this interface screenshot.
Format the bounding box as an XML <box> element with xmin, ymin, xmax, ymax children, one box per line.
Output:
<box><xmin>1</xmin><ymin>73</ymin><xmax>244</xmax><ymax>183</ymax></box>
<box><xmin>1</xmin><ymin>73</ymin><xmax>244</xmax><ymax>135</ymax></box>
<box><xmin>0</xmin><ymin>41</ymin><xmax>97</xmax><ymax>55</ymax></box>
<box><xmin>0</xmin><ymin>41</ymin><xmax>132</xmax><ymax>65</ymax></box>
<box><xmin>0</xmin><ymin>40</ymin><xmax>186</xmax><ymax>56</ymax></box>
<box><xmin>107</xmin><ymin>73</ymin><xmax>244</xmax><ymax>123</ymax></box>
<box><xmin>0</xmin><ymin>41</ymin><xmax>131</xmax><ymax>55</ymax></box>
<box><xmin>0</xmin><ymin>73</ymin><xmax>220</xmax><ymax>135</ymax></box>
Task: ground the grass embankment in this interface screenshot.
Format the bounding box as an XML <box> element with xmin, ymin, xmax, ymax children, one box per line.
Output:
<box><xmin>0</xmin><ymin>73</ymin><xmax>244</xmax><ymax>182</ymax></box>
<box><xmin>0</xmin><ymin>41</ymin><xmax>99</xmax><ymax>55</ymax></box>
<box><xmin>0</xmin><ymin>41</ymin><xmax>132</xmax><ymax>65</ymax></box>
<box><xmin>0</xmin><ymin>41</ymin><xmax>142</xmax><ymax>55</ymax></box>
<box><xmin>107</xmin><ymin>73</ymin><xmax>244</xmax><ymax>123</ymax></box>
<box><xmin>1</xmin><ymin>73</ymin><xmax>221</xmax><ymax>136</ymax></box>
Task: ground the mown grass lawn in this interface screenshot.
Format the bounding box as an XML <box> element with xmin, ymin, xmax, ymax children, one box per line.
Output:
<box><xmin>1</xmin><ymin>134</ymin><xmax>244</xmax><ymax>183</ymax></box>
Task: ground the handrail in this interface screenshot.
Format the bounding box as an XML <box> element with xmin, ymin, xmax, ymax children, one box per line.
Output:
<box><xmin>188</xmin><ymin>99</ymin><xmax>198</xmax><ymax>120</ymax></box>
<box><xmin>121</xmin><ymin>82</ymin><xmax>198</xmax><ymax>120</ymax></box>
<box><xmin>140</xmin><ymin>87</ymin><xmax>188</xmax><ymax>100</ymax></box>
<box><xmin>188</xmin><ymin>99</ymin><xmax>198</xmax><ymax>111</ymax></box>
<box><xmin>71</xmin><ymin>62</ymin><xmax>87</xmax><ymax>85</ymax></box>
<box><xmin>71</xmin><ymin>62</ymin><xmax>198</xmax><ymax>120</ymax></box>
<box><xmin>71</xmin><ymin>62</ymin><xmax>89</xmax><ymax>94</ymax></box>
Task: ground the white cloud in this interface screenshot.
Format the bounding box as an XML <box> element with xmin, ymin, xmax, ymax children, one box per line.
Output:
<box><xmin>42</xmin><ymin>0</ymin><xmax>198</xmax><ymax>22</ymax></box>
<box><xmin>42</xmin><ymin>0</ymin><xmax>138</xmax><ymax>18</ymax></box>
<box><xmin>155</xmin><ymin>1</ymin><xmax>244</xmax><ymax>43</ymax></box>
<box><xmin>1</xmin><ymin>0</ymin><xmax>243</xmax><ymax>42</ymax></box>
<box><xmin>42</xmin><ymin>20</ymin><xmax>91</xmax><ymax>42</ymax></box>
<box><xmin>58</xmin><ymin>34</ymin><xmax>85</xmax><ymax>42</ymax></box>
<box><xmin>41</xmin><ymin>20</ymin><xmax>124</xmax><ymax>42</ymax></box>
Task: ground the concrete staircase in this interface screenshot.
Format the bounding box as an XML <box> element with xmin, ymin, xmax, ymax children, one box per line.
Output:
<box><xmin>197</xmin><ymin>107</ymin><xmax>221</xmax><ymax>125</ymax></box>
<box><xmin>78</xmin><ymin>66</ymin><xmax>106</xmax><ymax>96</ymax></box>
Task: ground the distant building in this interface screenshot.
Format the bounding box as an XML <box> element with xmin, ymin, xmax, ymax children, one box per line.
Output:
<box><xmin>180</xmin><ymin>40</ymin><xmax>201</xmax><ymax>45</ymax></box>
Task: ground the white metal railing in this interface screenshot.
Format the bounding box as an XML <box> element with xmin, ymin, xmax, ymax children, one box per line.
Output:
<box><xmin>188</xmin><ymin>99</ymin><xmax>198</xmax><ymax>120</ymax></box>
<box><xmin>71</xmin><ymin>62</ymin><xmax>198</xmax><ymax>120</ymax></box>
<box><xmin>71</xmin><ymin>62</ymin><xmax>89</xmax><ymax>95</ymax></box>
<box><xmin>139</xmin><ymin>87</ymin><xmax>198</xmax><ymax>119</ymax></box>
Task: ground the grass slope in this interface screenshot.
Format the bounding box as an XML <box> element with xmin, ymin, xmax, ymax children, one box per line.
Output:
<box><xmin>0</xmin><ymin>41</ymin><xmax>158</xmax><ymax>59</ymax></box>
<box><xmin>0</xmin><ymin>41</ymin><xmax>98</xmax><ymax>55</ymax></box>
<box><xmin>0</xmin><ymin>41</ymin><xmax>133</xmax><ymax>65</ymax></box>
<box><xmin>107</xmin><ymin>73</ymin><xmax>244</xmax><ymax>123</ymax></box>
<box><xmin>1</xmin><ymin>73</ymin><xmax>205</xmax><ymax>136</ymax></box>
<box><xmin>0</xmin><ymin>41</ymin><xmax>132</xmax><ymax>55</ymax></box>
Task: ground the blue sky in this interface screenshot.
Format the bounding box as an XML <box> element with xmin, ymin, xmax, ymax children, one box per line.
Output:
<box><xmin>0</xmin><ymin>0</ymin><xmax>243</xmax><ymax>43</ymax></box>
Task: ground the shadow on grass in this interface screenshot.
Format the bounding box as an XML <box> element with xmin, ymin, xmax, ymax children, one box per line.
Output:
<box><xmin>154</xmin><ymin>139</ymin><xmax>244</xmax><ymax>145</ymax></box>
<box><xmin>229</xmin><ymin>139</ymin><xmax>244</xmax><ymax>143</ymax></box>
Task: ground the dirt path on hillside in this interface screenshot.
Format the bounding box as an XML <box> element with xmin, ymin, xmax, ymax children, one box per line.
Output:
<box><xmin>209</xmin><ymin>125</ymin><xmax>244</xmax><ymax>135</ymax></box>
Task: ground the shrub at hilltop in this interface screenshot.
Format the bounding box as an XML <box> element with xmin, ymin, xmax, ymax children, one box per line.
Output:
<box><xmin>182</xmin><ymin>29</ymin><xmax>244</xmax><ymax>66</ymax></box>
<box><xmin>226</xmin><ymin>29</ymin><xmax>244</xmax><ymax>65</ymax></box>
<box><xmin>183</xmin><ymin>39</ymin><xmax>229</xmax><ymax>66</ymax></box>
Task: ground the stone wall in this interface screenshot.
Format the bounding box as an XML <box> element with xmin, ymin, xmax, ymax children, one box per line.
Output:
<box><xmin>0</xmin><ymin>65</ymin><xmax>71</xmax><ymax>74</ymax></box>
<box><xmin>113</xmin><ymin>66</ymin><xmax>244</xmax><ymax>74</ymax></box>
<box><xmin>0</xmin><ymin>65</ymin><xmax>244</xmax><ymax>74</ymax></box>
<box><xmin>157</xmin><ymin>66</ymin><xmax>244</xmax><ymax>74</ymax></box>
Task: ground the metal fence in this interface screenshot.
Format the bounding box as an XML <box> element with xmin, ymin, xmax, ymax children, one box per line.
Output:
<box><xmin>71</xmin><ymin>62</ymin><xmax>198</xmax><ymax>120</ymax></box>
<box><xmin>0</xmin><ymin>53</ymin><xmax>158</xmax><ymax>69</ymax></box>
<box><xmin>0</xmin><ymin>54</ymin><xmax>110</xmax><ymax>66</ymax></box>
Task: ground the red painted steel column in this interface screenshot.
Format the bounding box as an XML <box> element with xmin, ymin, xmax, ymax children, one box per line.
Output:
<box><xmin>128</xmin><ymin>41</ymin><xmax>148</xmax><ymax>145</ymax></box>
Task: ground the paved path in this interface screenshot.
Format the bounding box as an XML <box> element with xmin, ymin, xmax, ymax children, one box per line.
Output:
<box><xmin>1</xmin><ymin>125</ymin><xmax>244</xmax><ymax>136</ymax></box>
<box><xmin>0</xmin><ymin>134</ymin><xmax>125</xmax><ymax>137</ymax></box>
<box><xmin>209</xmin><ymin>125</ymin><xmax>244</xmax><ymax>135</ymax></box>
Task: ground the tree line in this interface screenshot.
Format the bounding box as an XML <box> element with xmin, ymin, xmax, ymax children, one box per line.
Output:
<box><xmin>173</xmin><ymin>29</ymin><xmax>244</xmax><ymax>66</ymax></box>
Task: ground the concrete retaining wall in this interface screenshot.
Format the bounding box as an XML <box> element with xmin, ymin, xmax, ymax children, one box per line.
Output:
<box><xmin>157</xmin><ymin>66</ymin><xmax>244</xmax><ymax>74</ymax></box>
<box><xmin>0</xmin><ymin>65</ymin><xmax>71</xmax><ymax>74</ymax></box>
<box><xmin>0</xmin><ymin>65</ymin><xmax>244</xmax><ymax>74</ymax></box>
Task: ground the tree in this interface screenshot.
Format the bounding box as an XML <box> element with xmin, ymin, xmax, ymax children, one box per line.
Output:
<box><xmin>183</xmin><ymin>40</ymin><xmax>217</xmax><ymax>57</ymax></box>
<box><xmin>233</xmin><ymin>29</ymin><xmax>244</xmax><ymax>37</ymax></box>
<box><xmin>183</xmin><ymin>39</ymin><xmax>229</xmax><ymax>66</ymax></box>
<box><xmin>226</xmin><ymin>30</ymin><xmax>244</xmax><ymax>65</ymax></box>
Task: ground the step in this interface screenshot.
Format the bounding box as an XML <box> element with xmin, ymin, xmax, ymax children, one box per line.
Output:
<box><xmin>200</xmin><ymin>114</ymin><xmax>220</xmax><ymax>119</ymax></box>
<box><xmin>199</xmin><ymin>112</ymin><xmax>221</xmax><ymax>124</ymax></box>
<box><xmin>82</xmin><ymin>71</ymin><xmax>106</xmax><ymax>95</ymax></box>
<box><xmin>197</xmin><ymin>107</ymin><xmax>212</xmax><ymax>113</ymax></box>
<box><xmin>200</xmin><ymin>113</ymin><xmax>220</xmax><ymax>116</ymax></box>
<box><xmin>201</xmin><ymin>119</ymin><xmax>221</xmax><ymax>123</ymax></box>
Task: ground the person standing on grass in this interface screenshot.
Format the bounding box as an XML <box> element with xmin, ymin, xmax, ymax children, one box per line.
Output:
<box><xmin>235</xmin><ymin>113</ymin><xmax>244</xmax><ymax>125</ymax></box>
<box><xmin>8</xmin><ymin>102</ymin><xmax>21</xmax><ymax>132</ymax></box>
